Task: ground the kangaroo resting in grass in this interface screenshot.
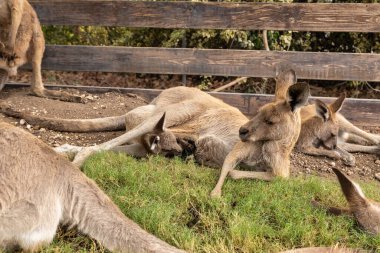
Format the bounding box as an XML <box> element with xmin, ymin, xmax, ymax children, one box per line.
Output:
<box><xmin>0</xmin><ymin>120</ymin><xmax>186</xmax><ymax>253</ymax></box>
<box><xmin>312</xmin><ymin>168</ymin><xmax>380</xmax><ymax>235</ymax></box>
<box><xmin>0</xmin><ymin>0</ymin><xmax>82</xmax><ymax>102</ymax></box>
<box><xmin>210</xmin><ymin>79</ymin><xmax>310</xmax><ymax>197</ymax></box>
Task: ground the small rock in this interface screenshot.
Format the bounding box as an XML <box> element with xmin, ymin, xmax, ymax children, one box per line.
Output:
<box><xmin>375</xmin><ymin>159</ymin><xmax>380</xmax><ymax>165</ymax></box>
<box><xmin>330</xmin><ymin>161</ymin><xmax>336</xmax><ymax>167</ymax></box>
<box><xmin>39</xmin><ymin>128</ymin><xmax>46</xmax><ymax>132</ymax></box>
<box><xmin>20</xmin><ymin>119</ymin><xmax>26</xmax><ymax>125</ymax></box>
<box><xmin>26</xmin><ymin>124</ymin><xmax>32</xmax><ymax>130</ymax></box>
<box><xmin>100</xmin><ymin>105</ymin><xmax>106</xmax><ymax>109</ymax></box>
<box><xmin>93</xmin><ymin>107</ymin><xmax>98</xmax><ymax>110</ymax></box>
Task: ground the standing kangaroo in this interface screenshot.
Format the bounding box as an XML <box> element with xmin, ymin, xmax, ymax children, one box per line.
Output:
<box><xmin>312</xmin><ymin>168</ymin><xmax>380</xmax><ymax>235</ymax></box>
<box><xmin>210</xmin><ymin>81</ymin><xmax>310</xmax><ymax>197</ymax></box>
<box><xmin>0</xmin><ymin>121</ymin><xmax>186</xmax><ymax>252</ymax></box>
<box><xmin>0</xmin><ymin>0</ymin><xmax>82</xmax><ymax>102</ymax></box>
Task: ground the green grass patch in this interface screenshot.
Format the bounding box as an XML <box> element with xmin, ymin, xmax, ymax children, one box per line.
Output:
<box><xmin>43</xmin><ymin>152</ymin><xmax>380</xmax><ymax>253</ymax></box>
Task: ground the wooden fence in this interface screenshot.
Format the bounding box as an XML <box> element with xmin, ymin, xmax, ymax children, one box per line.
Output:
<box><xmin>9</xmin><ymin>1</ymin><xmax>380</xmax><ymax>125</ymax></box>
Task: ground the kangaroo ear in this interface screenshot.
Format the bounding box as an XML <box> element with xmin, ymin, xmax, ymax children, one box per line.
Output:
<box><xmin>314</xmin><ymin>99</ymin><xmax>330</xmax><ymax>122</ymax></box>
<box><xmin>286</xmin><ymin>82</ymin><xmax>310</xmax><ymax>112</ymax></box>
<box><xmin>332</xmin><ymin>168</ymin><xmax>367</xmax><ymax>207</ymax></box>
<box><xmin>275</xmin><ymin>69</ymin><xmax>297</xmax><ymax>100</ymax></box>
<box><xmin>277</xmin><ymin>69</ymin><xmax>297</xmax><ymax>85</ymax></box>
<box><xmin>329</xmin><ymin>93</ymin><xmax>346</xmax><ymax>114</ymax></box>
<box><xmin>154</xmin><ymin>112</ymin><xmax>166</xmax><ymax>132</ymax></box>
<box><xmin>149</xmin><ymin>135</ymin><xmax>160</xmax><ymax>152</ymax></box>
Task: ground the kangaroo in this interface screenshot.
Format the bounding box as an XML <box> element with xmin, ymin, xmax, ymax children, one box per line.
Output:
<box><xmin>0</xmin><ymin>120</ymin><xmax>186</xmax><ymax>253</ymax></box>
<box><xmin>55</xmin><ymin>112</ymin><xmax>186</xmax><ymax>161</ymax></box>
<box><xmin>275</xmin><ymin>75</ymin><xmax>380</xmax><ymax>147</ymax></box>
<box><xmin>210</xmin><ymin>82</ymin><xmax>310</xmax><ymax>197</ymax></box>
<box><xmin>297</xmin><ymin>94</ymin><xmax>357</xmax><ymax>167</ymax></box>
<box><xmin>0</xmin><ymin>71</ymin><xmax>301</xmax><ymax>169</ymax></box>
<box><xmin>0</xmin><ymin>0</ymin><xmax>82</xmax><ymax>102</ymax></box>
<box><xmin>312</xmin><ymin>168</ymin><xmax>380</xmax><ymax>235</ymax></box>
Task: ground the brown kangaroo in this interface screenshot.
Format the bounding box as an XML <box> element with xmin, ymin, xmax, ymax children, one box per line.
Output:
<box><xmin>0</xmin><ymin>71</ymin><xmax>300</xmax><ymax>169</ymax></box>
<box><xmin>0</xmin><ymin>0</ymin><xmax>82</xmax><ymax>102</ymax></box>
<box><xmin>210</xmin><ymin>81</ymin><xmax>310</xmax><ymax>197</ymax></box>
<box><xmin>0</xmin><ymin>120</ymin><xmax>186</xmax><ymax>252</ymax></box>
<box><xmin>297</xmin><ymin>94</ymin><xmax>357</xmax><ymax>167</ymax></box>
<box><xmin>312</xmin><ymin>168</ymin><xmax>380</xmax><ymax>235</ymax></box>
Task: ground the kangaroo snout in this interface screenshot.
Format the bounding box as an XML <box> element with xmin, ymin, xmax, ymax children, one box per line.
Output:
<box><xmin>239</xmin><ymin>126</ymin><xmax>249</xmax><ymax>141</ymax></box>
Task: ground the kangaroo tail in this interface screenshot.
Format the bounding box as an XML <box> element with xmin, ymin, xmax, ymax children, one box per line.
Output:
<box><xmin>332</xmin><ymin>168</ymin><xmax>368</xmax><ymax>209</ymax></box>
<box><xmin>0</xmin><ymin>104</ymin><xmax>126</xmax><ymax>132</ymax></box>
<box><xmin>65</xmin><ymin>170</ymin><xmax>186</xmax><ymax>253</ymax></box>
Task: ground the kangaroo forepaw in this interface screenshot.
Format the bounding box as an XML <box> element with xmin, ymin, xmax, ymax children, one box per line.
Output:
<box><xmin>342</xmin><ymin>154</ymin><xmax>355</xmax><ymax>167</ymax></box>
<box><xmin>72</xmin><ymin>146</ymin><xmax>98</xmax><ymax>167</ymax></box>
<box><xmin>210</xmin><ymin>189</ymin><xmax>222</xmax><ymax>198</ymax></box>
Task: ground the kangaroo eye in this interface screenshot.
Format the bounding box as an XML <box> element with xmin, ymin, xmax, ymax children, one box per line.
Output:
<box><xmin>266</xmin><ymin>119</ymin><xmax>274</xmax><ymax>125</ymax></box>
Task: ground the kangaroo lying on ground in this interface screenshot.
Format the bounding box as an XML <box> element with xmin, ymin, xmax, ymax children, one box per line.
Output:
<box><xmin>0</xmin><ymin>0</ymin><xmax>82</xmax><ymax>102</ymax></box>
<box><xmin>210</xmin><ymin>82</ymin><xmax>310</xmax><ymax>197</ymax></box>
<box><xmin>312</xmin><ymin>168</ymin><xmax>380</xmax><ymax>235</ymax></box>
<box><xmin>0</xmin><ymin>120</ymin><xmax>185</xmax><ymax>253</ymax></box>
<box><xmin>296</xmin><ymin>94</ymin><xmax>356</xmax><ymax>166</ymax></box>
<box><xmin>276</xmin><ymin>77</ymin><xmax>380</xmax><ymax>148</ymax></box>
<box><xmin>1</xmin><ymin>72</ymin><xmax>379</xmax><ymax>168</ymax></box>
<box><xmin>0</xmin><ymin>71</ymin><xmax>305</xmax><ymax>168</ymax></box>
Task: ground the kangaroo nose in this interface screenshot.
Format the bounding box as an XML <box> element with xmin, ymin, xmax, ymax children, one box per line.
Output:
<box><xmin>239</xmin><ymin>127</ymin><xmax>249</xmax><ymax>141</ymax></box>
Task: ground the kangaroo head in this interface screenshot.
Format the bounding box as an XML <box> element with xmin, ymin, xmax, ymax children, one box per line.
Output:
<box><xmin>239</xmin><ymin>80</ymin><xmax>310</xmax><ymax>143</ymax></box>
<box><xmin>312</xmin><ymin>93</ymin><xmax>345</xmax><ymax>150</ymax></box>
<box><xmin>141</xmin><ymin>113</ymin><xmax>182</xmax><ymax>158</ymax></box>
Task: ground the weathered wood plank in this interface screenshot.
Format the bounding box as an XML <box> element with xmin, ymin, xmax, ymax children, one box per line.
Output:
<box><xmin>30</xmin><ymin>1</ymin><xmax>380</xmax><ymax>32</ymax></box>
<box><xmin>4</xmin><ymin>83</ymin><xmax>380</xmax><ymax>126</ymax></box>
<box><xmin>33</xmin><ymin>45</ymin><xmax>380</xmax><ymax>82</ymax></box>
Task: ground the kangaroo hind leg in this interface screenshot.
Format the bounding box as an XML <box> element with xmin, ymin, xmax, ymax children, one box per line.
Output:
<box><xmin>0</xmin><ymin>200</ymin><xmax>50</xmax><ymax>252</ymax></box>
<box><xmin>30</xmin><ymin>29</ymin><xmax>83</xmax><ymax>103</ymax></box>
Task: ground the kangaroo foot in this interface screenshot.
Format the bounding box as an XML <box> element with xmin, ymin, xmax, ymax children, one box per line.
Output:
<box><xmin>32</xmin><ymin>88</ymin><xmax>84</xmax><ymax>103</ymax></box>
<box><xmin>0</xmin><ymin>69</ymin><xmax>8</xmax><ymax>91</ymax></box>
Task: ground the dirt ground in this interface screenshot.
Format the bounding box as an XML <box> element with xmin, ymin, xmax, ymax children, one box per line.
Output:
<box><xmin>0</xmin><ymin>86</ymin><xmax>379</xmax><ymax>183</ymax></box>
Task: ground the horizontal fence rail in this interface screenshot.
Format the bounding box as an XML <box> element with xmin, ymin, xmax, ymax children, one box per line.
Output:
<box><xmin>28</xmin><ymin>45</ymin><xmax>380</xmax><ymax>82</ymax></box>
<box><xmin>30</xmin><ymin>1</ymin><xmax>380</xmax><ymax>32</ymax></box>
<box><xmin>5</xmin><ymin>84</ymin><xmax>380</xmax><ymax>126</ymax></box>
